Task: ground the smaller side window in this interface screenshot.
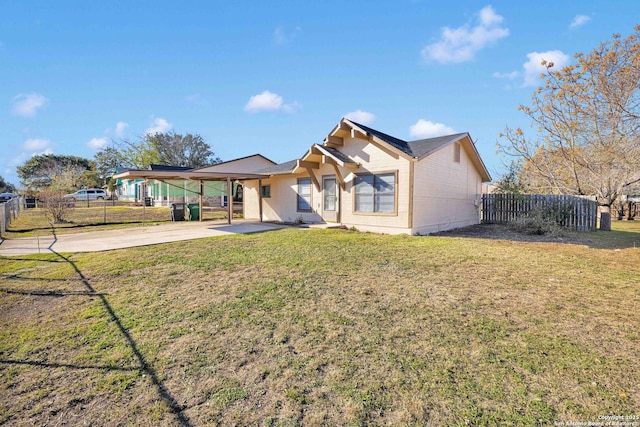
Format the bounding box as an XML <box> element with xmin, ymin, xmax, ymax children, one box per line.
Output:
<box><xmin>261</xmin><ymin>185</ymin><xmax>271</xmax><ymax>198</ymax></box>
<box><xmin>454</xmin><ymin>142</ymin><xmax>461</xmax><ymax>163</ymax></box>
<box><xmin>297</xmin><ymin>178</ymin><xmax>312</xmax><ymax>211</ymax></box>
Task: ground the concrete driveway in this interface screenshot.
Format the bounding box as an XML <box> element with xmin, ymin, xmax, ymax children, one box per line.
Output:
<box><xmin>0</xmin><ymin>221</ymin><xmax>286</xmax><ymax>256</ymax></box>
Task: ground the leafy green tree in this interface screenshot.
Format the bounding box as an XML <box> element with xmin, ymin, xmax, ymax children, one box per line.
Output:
<box><xmin>0</xmin><ymin>175</ymin><xmax>16</xmax><ymax>193</ymax></box>
<box><xmin>147</xmin><ymin>131</ymin><xmax>221</xmax><ymax>168</ymax></box>
<box><xmin>96</xmin><ymin>132</ymin><xmax>220</xmax><ymax>173</ymax></box>
<box><xmin>17</xmin><ymin>154</ymin><xmax>96</xmax><ymax>190</ymax></box>
<box><xmin>94</xmin><ymin>146</ymin><xmax>126</xmax><ymax>185</ymax></box>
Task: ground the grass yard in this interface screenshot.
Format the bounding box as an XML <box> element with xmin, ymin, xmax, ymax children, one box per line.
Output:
<box><xmin>4</xmin><ymin>205</ymin><xmax>242</xmax><ymax>238</ymax></box>
<box><xmin>1</xmin><ymin>223</ymin><xmax>639</xmax><ymax>425</ymax></box>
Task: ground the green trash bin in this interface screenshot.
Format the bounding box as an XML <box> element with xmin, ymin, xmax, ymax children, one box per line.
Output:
<box><xmin>187</xmin><ymin>203</ymin><xmax>200</xmax><ymax>221</ymax></box>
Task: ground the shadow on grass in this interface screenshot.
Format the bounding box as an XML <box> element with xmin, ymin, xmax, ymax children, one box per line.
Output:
<box><xmin>0</xmin><ymin>359</ymin><xmax>140</xmax><ymax>371</ymax></box>
<box><xmin>49</xmin><ymin>248</ymin><xmax>193</xmax><ymax>426</ymax></box>
<box><xmin>431</xmin><ymin>223</ymin><xmax>640</xmax><ymax>250</ymax></box>
<box><xmin>1</xmin><ymin>226</ymin><xmax>192</xmax><ymax>426</ymax></box>
<box><xmin>0</xmin><ymin>287</ymin><xmax>104</xmax><ymax>296</ymax></box>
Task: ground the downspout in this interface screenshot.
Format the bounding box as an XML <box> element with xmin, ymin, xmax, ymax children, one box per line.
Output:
<box><xmin>408</xmin><ymin>159</ymin><xmax>415</xmax><ymax>231</ymax></box>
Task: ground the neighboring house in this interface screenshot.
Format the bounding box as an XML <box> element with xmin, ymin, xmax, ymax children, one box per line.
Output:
<box><xmin>115</xmin><ymin>155</ymin><xmax>276</xmax><ymax>206</ymax></box>
<box><xmin>242</xmin><ymin>118</ymin><xmax>491</xmax><ymax>235</ymax></box>
<box><xmin>117</xmin><ymin>165</ymin><xmax>192</xmax><ymax>205</ymax></box>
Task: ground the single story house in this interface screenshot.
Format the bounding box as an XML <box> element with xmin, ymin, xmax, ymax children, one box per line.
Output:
<box><xmin>242</xmin><ymin>118</ymin><xmax>491</xmax><ymax>235</ymax></box>
<box><xmin>113</xmin><ymin>118</ymin><xmax>491</xmax><ymax>235</ymax></box>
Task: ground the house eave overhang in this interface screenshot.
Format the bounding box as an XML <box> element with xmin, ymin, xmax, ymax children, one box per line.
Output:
<box><xmin>112</xmin><ymin>170</ymin><xmax>266</xmax><ymax>181</ymax></box>
<box><xmin>330</xmin><ymin>117</ymin><xmax>413</xmax><ymax>160</ymax></box>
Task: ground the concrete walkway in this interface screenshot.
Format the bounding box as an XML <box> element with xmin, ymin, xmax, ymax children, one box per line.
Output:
<box><xmin>0</xmin><ymin>221</ymin><xmax>286</xmax><ymax>256</ymax></box>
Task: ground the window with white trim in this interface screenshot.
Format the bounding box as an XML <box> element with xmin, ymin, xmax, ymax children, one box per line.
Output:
<box><xmin>297</xmin><ymin>178</ymin><xmax>312</xmax><ymax>211</ymax></box>
<box><xmin>354</xmin><ymin>173</ymin><xmax>395</xmax><ymax>213</ymax></box>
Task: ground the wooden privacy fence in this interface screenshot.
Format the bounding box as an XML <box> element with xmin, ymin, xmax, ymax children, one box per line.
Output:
<box><xmin>482</xmin><ymin>194</ymin><xmax>598</xmax><ymax>231</ymax></box>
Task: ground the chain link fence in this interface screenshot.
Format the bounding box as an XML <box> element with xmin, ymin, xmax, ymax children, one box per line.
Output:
<box><xmin>0</xmin><ymin>197</ymin><xmax>25</xmax><ymax>237</ymax></box>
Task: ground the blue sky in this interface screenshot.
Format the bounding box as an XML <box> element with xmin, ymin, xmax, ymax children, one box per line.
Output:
<box><xmin>2</xmin><ymin>0</ymin><xmax>640</xmax><ymax>187</ymax></box>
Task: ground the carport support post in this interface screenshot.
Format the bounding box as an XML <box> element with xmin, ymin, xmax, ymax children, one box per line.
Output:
<box><xmin>142</xmin><ymin>180</ymin><xmax>146</xmax><ymax>227</ymax></box>
<box><xmin>199</xmin><ymin>180</ymin><xmax>203</xmax><ymax>222</ymax></box>
<box><xmin>227</xmin><ymin>177</ymin><xmax>232</xmax><ymax>224</ymax></box>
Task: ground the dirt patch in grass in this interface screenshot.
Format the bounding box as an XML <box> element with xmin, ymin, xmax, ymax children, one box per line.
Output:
<box><xmin>1</xmin><ymin>227</ymin><xmax>639</xmax><ymax>425</ymax></box>
<box><xmin>433</xmin><ymin>221</ymin><xmax>640</xmax><ymax>249</ymax></box>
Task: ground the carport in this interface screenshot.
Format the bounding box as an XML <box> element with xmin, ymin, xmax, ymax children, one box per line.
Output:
<box><xmin>112</xmin><ymin>170</ymin><xmax>266</xmax><ymax>224</ymax></box>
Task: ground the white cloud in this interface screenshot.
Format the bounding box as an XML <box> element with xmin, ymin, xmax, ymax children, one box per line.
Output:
<box><xmin>145</xmin><ymin>117</ymin><xmax>173</xmax><ymax>135</ymax></box>
<box><xmin>492</xmin><ymin>71</ymin><xmax>520</xmax><ymax>80</ymax></box>
<box><xmin>273</xmin><ymin>25</ymin><xmax>301</xmax><ymax>45</ymax></box>
<box><xmin>523</xmin><ymin>50</ymin><xmax>570</xmax><ymax>86</ymax></box>
<box><xmin>11</xmin><ymin>93</ymin><xmax>48</xmax><ymax>117</ymax></box>
<box><xmin>422</xmin><ymin>5</ymin><xmax>509</xmax><ymax>64</ymax></box>
<box><xmin>86</xmin><ymin>137</ymin><xmax>109</xmax><ymax>150</ymax></box>
<box><xmin>345</xmin><ymin>110</ymin><xmax>376</xmax><ymax>125</ymax></box>
<box><xmin>244</xmin><ymin>90</ymin><xmax>300</xmax><ymax>114</ymax></box>
<box><xmin>245</xmin><ymin>91</ymin><xmax>283</xmax><ymax>112</ymax></box>
<box><xmin>115</xmin><ymin>122</ymin><xmax>128</xmax><ymax>138</ymax></box>
<box><xmin>570</xmin><ymin>14</ymin><xmax>591</xmax><ymax>30</ymax></box>
<box><xmin>409</xmin><ymin>119</ymin><xmax>456</xmax><ymax>139</ymax></box>
<box><xmin>22</xmin><ymin>138</ymin><xmax>52</xmax><ymax>152</ymax></box>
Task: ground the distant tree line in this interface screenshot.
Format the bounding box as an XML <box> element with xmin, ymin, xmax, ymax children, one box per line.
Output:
<box><xmin>16</xmin><ymin>131</ymin><xmax>220</xmax><ymax>193</ymax></box>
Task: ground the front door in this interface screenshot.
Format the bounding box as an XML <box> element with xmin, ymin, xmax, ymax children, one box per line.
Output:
<box><xmin>322</xmin><ymin>176</ymin><xmax>339</xmax><ymax>222</ymax></box>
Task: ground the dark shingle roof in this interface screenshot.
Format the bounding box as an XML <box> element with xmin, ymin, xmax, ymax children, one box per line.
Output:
<box><xmin>254</xmin><ymin>159</ymin><xmax>298</xmax><ymax>175</ymax></box>
<box><xmin>316</xmin><ymin>145</ymin><xmax>357</xmax><ymax>164</ymax></box>
<box><xmin>347</xmin><ymin>120</ymin><xmax>467</xmax><ymax>158</ymax></box>
<box><xmin>407</xmin><ymin>133</ymin><xmax>468</xmax><ymax>158</ymax></box>
<box><xmin>148</xmin><ymin>164</ymin><xmax>192</xmax><ymax>171</ymax></box>
<box><xmin>348</xmin><ymin>121</ymin><xmax>410</xmax><ymax>154</ymax></box>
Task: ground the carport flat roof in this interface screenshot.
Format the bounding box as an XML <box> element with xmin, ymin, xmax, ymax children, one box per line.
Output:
<box><xmin>113</xmin><ymin>170</ymin><xmax>266</xmax><ymax>181</ymax></box>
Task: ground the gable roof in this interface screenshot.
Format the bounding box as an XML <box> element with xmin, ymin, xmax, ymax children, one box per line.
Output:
<box><xmin>314</xmin><ymin>145</ymin><xmax>358</xmax><ymax>166</ymax></box>
<box><xmin>249</xmin><ymin>118</ymin><xmax>491</xmax><ymax>182</ymax></box>
<box><xmin>190</xmin><ymin>154</ymin><xmax>276</xmax><ymax>172</ymax></box>
<box><xmin>254</xmin><ymin>159</ymin><xmax>299</xmax><ymax>175</ymax></box>
<box><xmin>342</xmin><ymin>118</ymin><xmax>491</xmax><ymax>182</ymax></box>
<box><xmin>346</xmin><ymin>119</ymin><xmax>468</xmax><ymax>159</ymax></box>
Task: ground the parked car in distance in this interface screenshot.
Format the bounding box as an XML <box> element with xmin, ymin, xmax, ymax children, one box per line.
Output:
<box><xmin>0</xmin><ymin>193</ymin><xmax>15</xmax><ymax>203</ymax></box>
<box><xmin>64</xmin><ymin>189</ymin><xmax>107</xmax><ymax>201</ymax></box>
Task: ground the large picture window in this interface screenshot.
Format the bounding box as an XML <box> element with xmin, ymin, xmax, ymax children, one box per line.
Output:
<box><xmin>354</xmin><ymin>173</ymin><xmax>395</xmax><ymax>213</ymax></box>
<box><xmin>297</xmin><ymin>178</ymin><xmax>312</xmax><ymax>211</ymax></box>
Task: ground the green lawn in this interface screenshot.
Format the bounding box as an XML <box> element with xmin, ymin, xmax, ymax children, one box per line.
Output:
<box><xmin>1</xmin><ymin>223</ymin><xmax>638</xmax><ymax>425</ymax></box>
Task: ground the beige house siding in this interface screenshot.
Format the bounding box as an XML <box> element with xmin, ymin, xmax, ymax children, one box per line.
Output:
<box><xmin>243</xmin><ymin>179</ymin><xmax>261</xmax><ymax>220</ymax></box>
<box><xmin>338</xmin><ymin>136</ymin><xmax>412</xmax><ymax>234</ymax></box>
<box><xmin>242</xmin><ymin>121</ymin><xmax>489</xmax><ymax>235</ymax></box>
<box><xmin>197</xmin><ymin>155</ymin><xmax>274</xmax><ymax>173</ymax></box>
<box><xmin>245</xmin><ymin>175</ymin><xmax>324</xmax><ymax>224</ymax></box>
<box><xmin>411</xmin><ymin>138</ymin><xmax>484</xmax><ymax>235</ymax></box>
